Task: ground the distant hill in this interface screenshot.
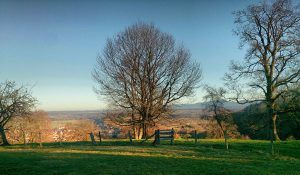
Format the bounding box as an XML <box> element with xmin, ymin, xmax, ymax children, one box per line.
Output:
<box><xmin>174</xmin><ymin>101</ymin><xmax>248</xmax><ymax>111</ymax></box>
<box><xmin>48</xmin><ymin>101</ymin><xmax>247</xmax><ymax>120</ymax></box>
<box><xmin>48</xmin><ymin>110</ymin><xmax>105</xmax><ymax>120</ymax></box>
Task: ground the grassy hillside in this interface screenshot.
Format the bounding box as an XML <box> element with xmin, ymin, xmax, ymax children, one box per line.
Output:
<box><xmin>0</xmin><ymin>140</ymin><xmax>299</xmax><ymax>175</ymax></box>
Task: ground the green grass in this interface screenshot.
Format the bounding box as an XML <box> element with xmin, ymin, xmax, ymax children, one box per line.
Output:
<box><xmin>0</xmin><ymin>139</ymin><xmax>299</xmax><ymax>175</ymax></box>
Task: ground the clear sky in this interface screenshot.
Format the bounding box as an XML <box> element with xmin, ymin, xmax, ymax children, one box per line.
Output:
<box><xmin>0</xmin><ymin>0</ymin><xmax>258</xmax><ymax>111</ymax></box>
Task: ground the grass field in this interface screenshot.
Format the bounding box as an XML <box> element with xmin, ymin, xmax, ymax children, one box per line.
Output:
<box><xmin>0</xmin><ymin>139</ymin><xmax>299</xmax><ymax>175</ymax></box>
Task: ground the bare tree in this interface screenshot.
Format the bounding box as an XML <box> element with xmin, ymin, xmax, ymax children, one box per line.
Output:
<box><xmin>225</xmin><ymin>0</ymin><xmax>300</xmax><ymax>153</ymax></box>
<box><xmin>92</xmin><ymin>23</ymin><xmax>202</xmax><ymax>139</ymax></box>
<box><xmin>204</xmin><ymin>86</ymin><xmax>237</xmax><ymax>150</ymax></box>
<box><xmin>6</xmin><ymin>110</ymin><xmax>52</xmax><ymax>145</ymax></box>
<box><xmin>0</xmin><ymin>81</ymin><xmax>36</xmax><ymax>145</ymax></box>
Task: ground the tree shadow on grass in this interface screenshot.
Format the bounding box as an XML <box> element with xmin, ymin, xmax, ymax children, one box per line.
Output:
<box><xmin>0</xmin><ymin>148</ymin><xmax>299</xmax><ymax>175</ymax></box>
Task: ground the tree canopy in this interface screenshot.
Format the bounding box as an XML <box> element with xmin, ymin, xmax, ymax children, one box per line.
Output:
<box><xmin>0</xmin><ymin>81</ymin><xmax>36</xmax><ymax>145</ymax></box>
<box><xmin>92</xmin><ymin>23</ymin><xmax>202</xmax><ymax>139</ymax></box>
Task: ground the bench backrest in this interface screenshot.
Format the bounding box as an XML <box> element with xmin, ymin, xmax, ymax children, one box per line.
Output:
<box><xmin>154</xmin><ymin>128</ymin><xmax>174</xmax><ymax>145</ymax></box>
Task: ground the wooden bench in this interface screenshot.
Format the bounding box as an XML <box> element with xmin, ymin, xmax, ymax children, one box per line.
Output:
<box><xmin>153</xmin><ymin>128</ymin><xmax>175</xmax><ymax>145</ymax></box>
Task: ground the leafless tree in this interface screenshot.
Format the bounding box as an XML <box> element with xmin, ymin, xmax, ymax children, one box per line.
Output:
<box><xmin>204</xmin><ymin>86</ymin><xmax>237</xmax><ymax>150</ymax></box>
<box><xmin>0</xmin><ymin>81</ymin><xmax>36</xmax><ymax>145</ymax></box>
<box><xmin>7</xmin><ymin>110</ymin><xmax>52</xmax><ymax>145</ymax></box>
<box><xmin>92</xmin><ymin>23</ymin><xmax>202</xmax><ymax>139</ymax></box>
<box><xmin>225</xmin><ymin>0</ymin><xmax>300</xmax><ymax>153</ymax></box>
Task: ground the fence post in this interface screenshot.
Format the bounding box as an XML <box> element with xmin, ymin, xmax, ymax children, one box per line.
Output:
<box><xmin>224</xmin><ymin>130</ymin><xmax>229</xmax><ymax>150</ymax></box>
<box><xmin>153</xmin><ymin>130</ymin><xmax>160</xmax><ymax>145</ymax></box>
<box><xmin>89</xmin><ymin>133</ymin><xmax>96</xmax><ymax>145</ymax></box>
<box><xmin>59</xmin><ymin>129</ymin><xmax>63</xmax><ymax>146</ymax></box>
<box><xmin>23</xmin><ymin>132</ymin><xmax>27</xmax><ymax>146</ymax></box>
<box><xmin>194</xmin><ymin>130</ymin><xmax>198</xmax><ymax>144</ymax></box>
<box><xmin>170</xmin><ymin>128</ymin><xmax>175</xmax><ymax>145</ymax></box>
<box><xmin>39</xmin><ymin>132</ymin><xmax>43</xmax><ymax>148</ymax></box>
<box><xmin>128</xmin><ymin>131</ymin><xmax>133</xmax><ymax>144</ymax></box>
<box><xmin>157</xmin><ymin>129</ymin><xmax>160</xmax><ymax>145</ymax></box>
<box><xmin>98</xmin><ymin>131</ymin><xmax>102</xmax><ymax>144</ymax></box>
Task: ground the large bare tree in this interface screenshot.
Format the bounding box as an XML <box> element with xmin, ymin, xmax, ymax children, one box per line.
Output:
<box><xmin>92</xmin><ymin>23</ymin><xmax>202</xmax><ymax>139</ymax></box>
<box><xmin>0</xmin><ymin>81</ymin><xmax>36</xmax><ymax>145</ymax></box>
<box><xmin>225</xmin><ymin>0</ymin><xmax>300</xmax><ymax>152</ymax></box>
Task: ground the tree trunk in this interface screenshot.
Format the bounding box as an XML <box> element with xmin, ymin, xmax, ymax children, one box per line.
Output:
<box><xmin>138</xmin><ymin>127</ymin><xmax>143</xmax><ymax>140</ymax></box>
<box><xmin>266</xmin><ymin>94</ymin><xmax>280</xmax><ymax>154</ymax></box>
<box><xmin>22</xmin><ymin>130</ymin><xmax>27</xmax><ymax>145</ymax></box>
<box><xmin>134</xmin><ymin>126</ymin><xmax>138</xmax><ymax>140</ymax></box>
<box><xmin>267</xmin><ymin>104</ymin><xmax>281</xmax><ymax>155</ymax></box>
<box><xmin>134</xmin><ymin>125</ymin><xmax>143</xmax><ymax>140</ymax></box>
<box><xmin>272</xmin><ymin>114</ymin><xmax>280</xmax><ymax>141</ymax></box>
<box><xmin>224</xmin><ymin>130</ymin><xmax>228</xmax><ymax>150</ymax></box>
<box><xmin>269</xmin><ymin>113</ymin><xmax>280</xmax><ymax>155</ymax></box>
<box><xmin>142</xmin><ymin>122</ymin><xmax>148</xmax><ymax>139</ymax></box>
<box><xmin>0</xmin><ymin>126</ymin><xmax>10</xmax><ymax>146</ymax></box>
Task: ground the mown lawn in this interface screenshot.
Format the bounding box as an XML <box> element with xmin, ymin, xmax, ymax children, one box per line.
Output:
<box><xmin>0</xmin><ymin>139</ymin><xmax>299</xmax><ymax>175</ymax></box>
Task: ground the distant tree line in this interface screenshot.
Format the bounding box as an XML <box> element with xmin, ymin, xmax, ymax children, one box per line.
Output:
<box><xmin>2</xmin><ymin>111</ymin><xmax>101</xmax><ymax>145</ymax></box>
<box><xmin>234</xmin><ymin>86</ymin><xmax>300</xmax><ymax>140</ymax></box>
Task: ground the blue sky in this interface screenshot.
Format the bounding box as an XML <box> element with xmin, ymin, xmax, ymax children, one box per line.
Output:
<box><xmin>0</xmin><ymin>0</ymin><xmax>258</xmax><ymax>111</ymax></box>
